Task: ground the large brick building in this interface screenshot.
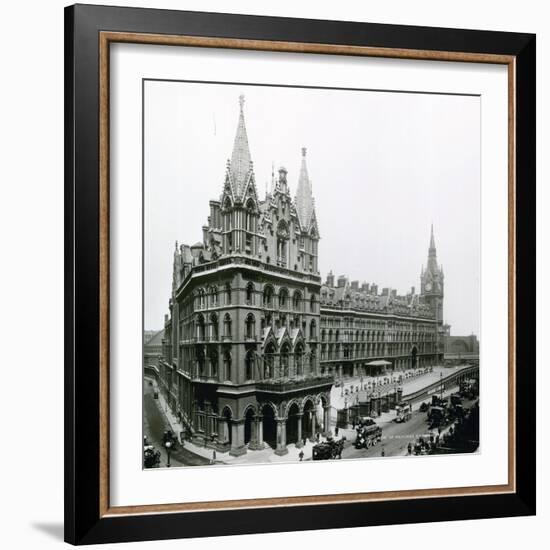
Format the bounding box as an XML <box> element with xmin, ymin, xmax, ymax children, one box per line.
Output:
<box><xmin>156</xmin><ymin>96</ymin><xmax>444</xmax><ymax>457</ymax></box>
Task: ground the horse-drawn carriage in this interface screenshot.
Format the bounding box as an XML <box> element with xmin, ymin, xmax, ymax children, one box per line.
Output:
<box><xmin>354</xmin><ymin>416</ymin><xmax>382</xmax><ymax>449</ymax></box>
<box><xmin>312</xmin><ymin>436</ymin><xmax>346</xmax><ymax>460</ymax></box>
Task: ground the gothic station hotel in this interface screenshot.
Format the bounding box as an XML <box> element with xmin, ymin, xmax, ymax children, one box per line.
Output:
<box><xmin>158</xmin><ymin>95</ymin><xmax>445</xmax><ymax>457</ymax></box>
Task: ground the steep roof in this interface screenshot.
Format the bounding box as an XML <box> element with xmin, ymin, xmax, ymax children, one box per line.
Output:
<box><xmin>228</xmin><ymin>94</ymin><xmax>253</xmax><ymax>200</ymax></box>
<box><xmin>295</xmin><ymin>147</ymin><xmax>315</xmax><ymax>230</ymax></box>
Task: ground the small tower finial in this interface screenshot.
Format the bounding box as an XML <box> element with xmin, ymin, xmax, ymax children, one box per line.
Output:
<box><xmin>302</xmin><ymin>147</ymin><xmax>307</xmax><ymax>157</ymax></box>
<box><xmin>239</xmin><ymin>94</ymin><xmax>245</xmax><ymax>111</ymax></box>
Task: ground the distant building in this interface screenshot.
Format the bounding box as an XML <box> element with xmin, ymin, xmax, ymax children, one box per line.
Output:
<box><xmin>156</xmin><ymin>96</ymin><xmax>445</xmax><ymax>457</ymax></box>
<box><xmin>144</xmin><ymin>329</ymin><xmax>164</xmax><ymax>367</ymax></box>
<box><xmin>445</xmin><ymin>332</ymin><xmax>479</xmax><ymax>356</ymax></box>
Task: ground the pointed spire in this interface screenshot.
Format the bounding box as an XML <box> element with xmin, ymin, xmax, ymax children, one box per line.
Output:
<box><xmin>295</xmin><ymin>147</ymin><xmax>315</xmax><ymax>229</ymax></box>
<box><xmin>430</xmin><ymin>223</ymin><xmax>436</xmax><ymax>250</ymax></box>
<box><xmin>425</xmin><ymin>225</ymin><xmax>440</xmax><ymax>277</ymax></box>
<box><xmin>229</xmin><ymin>94</ymin><xmax>252</xmax><ymax>199</ymax></box>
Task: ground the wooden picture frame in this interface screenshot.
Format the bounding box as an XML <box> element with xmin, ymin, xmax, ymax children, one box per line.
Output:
<box><xmin>65</xmin><ymin>3</ymin><xmax>536</xmax><ymax>545</ymax></box>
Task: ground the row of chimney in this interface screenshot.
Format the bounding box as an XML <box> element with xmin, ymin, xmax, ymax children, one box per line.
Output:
<box><xmin>325</xmin><ymin>271</ymin><xmax>416</xmax><ymax>297</ymax></box>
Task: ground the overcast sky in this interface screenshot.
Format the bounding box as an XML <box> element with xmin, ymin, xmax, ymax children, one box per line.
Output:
<box><xmin>144</xmin><ymin>81</ymin><xmax>480</xmax><ymax>336</ymax></box>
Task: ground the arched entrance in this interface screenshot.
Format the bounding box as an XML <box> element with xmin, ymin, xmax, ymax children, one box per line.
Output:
<box><xmin>262</xmin><ymin>404</ymin><xmax>277</xmax><ymax>448</ymax></box>
<box><xmin>302</xmin><ymin>399</ymin><xmax>316</xmax><ymax>440</ymax></box>
<box><xmin>221</xmin><ymin>407</ymin><xmax>232</xmax><ymax>446</ymax></box>
<box><xmin>244</xmin><ymin>407</ymin><xmax>255</xmax><ymax>445</ymax></box>
<box><xmin>411</xmin><ymin>346</ymin><xmax>418</xmax><ymax>369</ymax></box>
<box><xmin>286</xmin><ymin>402</ymin><xmax>300</xmax><ymax>445</ymax></box>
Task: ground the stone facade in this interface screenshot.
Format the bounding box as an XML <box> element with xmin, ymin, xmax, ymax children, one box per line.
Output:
<box><xmin>157</xmin><ymin>95</ymin><xmax>444</xmax><ymax>457</ymax></box>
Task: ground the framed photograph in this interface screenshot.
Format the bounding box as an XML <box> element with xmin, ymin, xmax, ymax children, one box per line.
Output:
<box><xmin>65</xmin><ymin>4</ymin><xmax>536</xmax><ymax>545</ymax></box>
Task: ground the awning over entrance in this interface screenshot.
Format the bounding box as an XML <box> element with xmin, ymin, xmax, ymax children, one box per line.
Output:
<box><xmin>366</xmin><ymin>360</ymin><xmax>392</xmax><ymax>367</ymax></box>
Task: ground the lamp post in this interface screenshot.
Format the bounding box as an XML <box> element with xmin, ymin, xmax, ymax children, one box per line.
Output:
<box><xmin>165</xmin><ymin>440</ymin><xmax>172</xmax><ymax>468</ymax></box>
<box><xmin>440</xmin><ymin>371</ymin><xmax>444</xmax><ymax>400</ymax></box>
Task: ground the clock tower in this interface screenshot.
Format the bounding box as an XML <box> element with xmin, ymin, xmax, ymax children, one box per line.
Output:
<box><xmin>420</xmin><ymin>225</ymin><xmax>444</xmax><ymax>362</ymax></box>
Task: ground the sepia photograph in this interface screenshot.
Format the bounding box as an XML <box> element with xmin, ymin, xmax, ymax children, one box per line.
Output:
<box><xmin>142</xmin><ymin>80</ymin><xmax>481</xmax><ymax>469</ymax></box>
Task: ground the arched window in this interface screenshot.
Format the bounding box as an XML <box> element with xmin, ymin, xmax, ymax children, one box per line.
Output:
<box><xmin>197</xmin><ymin>288</ymin><xmax>206</xmax><ymax>309</ymax></box>
<box><xmin>276</xmin><ymin>220</ymin><xmax>289</xmax><ymax>267</ymax></box>
<box><xmin>210</xmin><ymin>313</ymin><xmax>218</xmax><ymax>340</ymax></box>
<box><xmin>293</xmin><ymin>291</ymin><xmax>302</xmax><ymax>311</ymax></box>
<box><xmin>210</xmin><ymin>286</ymin><xmax>218</xmax><ymax>306</ymax></box>
<box><xmin>223</xmin><ymin>313</ymin><xmax>232</xmax><ymax>339</ymax></box>
<box><xmin>321</xmin><ymin>328</ymin><xmax>326</xmax><ymax>341</ymax></box>
<box><xmin>310</xmin><ymin>349</ymin><xmax>316</xmax><ymax>371</ymax></box>
<box><xmin>335</xmin><ymin>329</ymin><xmax>340</xmax><ymax>342</ymax></box>
<box><xmin>223</xmin><ymin>351</ymin><xmax>232</xmax><ymax>381</ymax></box>
<box><xmin>281</xmin><ymin>343</ymin><xmax>290</xmax><ymax>377</ymax></box>
<box><xmin>246</xmin><ymin>282</ymin><xmax>254</xmax><ymax>305</ymax></box>
<box><xmin>310</xmin><ymin>320</ymin><xmax>317</xmax><ymax>340</ymax></box>
<box><xmin>245</xmin><ymin>314</ymin><xmax>256</xmax><ymax>340</ymax></box>
<box><xmin>295</xmin><ymin>343</ymin><xmax>304</xmax><ymax>376</ymax></box>
<box><xmin>197</xmin><ymin>314</ymin><xmax>206</xmax><ymax>341</ymax></box>
<box><xmin>310</xmin><ymin>294</ymin><xmax>316</xmax><ymax>312</ymax></box>
<box><xmin>197</xmin><ymin>349</ymin><xmax>205</xmax><ymax>377</ymax></box>
<box><xmin>245</xmin><ymin>199</ymin><xmax>255</xmax><ymax>232</ymax></box>
<box><xmin>225</xmin><ymin>282</ymin><xmax>231</xmax><ymax>304</ymax></box>
<box><xmin>263</xmin><ymin>285</ymin><xmax>273</xmax><ymax>307</ymax></box>
<box><xmin>245</xmin><ymin>350</ymin><xmax>254</xmax><ymax>381</ymax></box>
<box><xmin>264</xmin><ymin>343</ymin><xmax>275</xmax><ymax>379</ymax></box>
<box><xmin>279</xmin><ymin>288</ymin><xmax>288</xmax><ymax>308</ymax></box>
<box><xmin>209</xmin><ymin>349</ymin><xmax>218</xmax><ymax>378</ymax></box>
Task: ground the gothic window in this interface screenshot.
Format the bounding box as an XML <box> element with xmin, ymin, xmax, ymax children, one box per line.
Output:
<box><xmin>225</xmin><ymin>282</ymin><xmax>231</xmax><ymax>304</ymax></box>
<box><xmin>293</xmin><ymin>290</ymin><xmax>302</xmax><ymax>311</ymax></box>
<box><xmin>223</xmin><ymin>351</ymin><xmax>232</xmax><ymax>381</ymax></box>
<box><xmin>310</xmin><ymin>294</ymin><xmax>316</xmax><ymax>312</ymax></box>
<box><xmin>223</xmin><ymin>313</ymin><xmax>232</xmax><ymax>339</ymax></box>
<box><xmin>276</xmin><ymin>220</ymin><xmax>289</xmax><ymax>267</ymax></box>
<box><xmin>197</xmin><ymin>288</ymin><xmax>206</xmax><ymax>310</ymax></box>
<box><xmin>279</xmin><ymin>288</ymin><xmax>288</xmax><ymax>308</ymax></box>
<box><xmin>197</xmin><ymin>349</ymin><xmax>205</xmax><ymax>377</ymax></box>
<box><xmin>197</xmin><ymin>314</ymin><xmax>206</xmax><ymax>341</ymax></box>
<box><xmin>264</xmin><ymin>343</ymin><xmax>275</xmax><ymax>379</ymax></box>
<box><xmin>310</xmin><ymin>320</ymin><xmax>317</xmax><ymax>340</ymax></box>
<box><xmin>246</xmin><ymin>282</ymin><xmax>255</xmax><ymax>305</ymax></box>
<box><xmin>245</xmin><ymin>350</ymin><xmax>254</xmax><ymax>381</ymax></box>
<box><xmin>210</xmin><ymin>286</ymin><xmax>218</xmax><ymax>306</ymax></box>
<box><xmin>295</xmin><ymin>343</ymin><xmax>304</xmax><ymax>376</ymax></box>
<box><xmin>209</xmin><ymin>349</ymin><xmax>218</xmax><ymax>378</ymax></box>
<box><xmin>263</xmin><ymin>285</ymin><xmax>274</xmax><ymax>307</ymax></box>
<box><xmin>245</xmin><ymin>314</ymin><xmax>256</xmax><ymax>340</ymax></box>
<box><xmin>281</xmin><ymin>343</ymin><xmax>290</xmax><ymax>377</ymax></box>
<box><xmin>245</xmin><ymin>199</ymin><xmax>255</xmax><ymax>232</ymax></box>
<box><xmin>210</xmin><ymin>313</ymin><xmax>219</xmax><ymax>340</ymax></box>
<box><xmin>335</xmin><ymin>329</ymin><xmax>340</xmax><ymax>342</ymax></box>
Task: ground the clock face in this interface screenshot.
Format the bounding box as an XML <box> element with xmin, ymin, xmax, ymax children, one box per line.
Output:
<box><xmin>425</xmin><ymin>282</ymin><xmax>432</xmax><ymax>292</ymax></box>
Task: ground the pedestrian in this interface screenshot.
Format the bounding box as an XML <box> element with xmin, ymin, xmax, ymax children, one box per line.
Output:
<box><xmin>211</xmin><ymin>449</ymin><xmax>216</xmax><ymax>464</ymax></box>
<box><xmin>381</xmin><ymin>446</ymin><xmax>385</xmax><ymax>457</ymax></box>
<box><xmin>299</xmin><ymin>449</ymin><xmax>304</xmax><ymax>461</ymax></box>
<box><xmin>302</xmin><ymin>436</ymin><xmax>307</xmax><ymax>447</ymax></box>
<box><xmin>407</xmin><ymin>442</ymin><xmax>412</xmax><ymax>455</ymax></box>
<box><xmin>335</xmin><ymin>426</ymin><xmax>339</xmax><ymax>437</ymax></box>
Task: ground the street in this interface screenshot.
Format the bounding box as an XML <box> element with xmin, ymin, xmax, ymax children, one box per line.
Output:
<box><xmin>143</xmin><ymin>382</ymin><xmax>210</xmax><ymax>468</ymax></box>
<box><xmin>341</xmin><ymin>408</ymin><xmax>430</xmax><ymax>459</ymax></box>
<box><xmin>341</xmin><ymin>394</ymin><xmax>479</xmax><ymax>459</ymax></box>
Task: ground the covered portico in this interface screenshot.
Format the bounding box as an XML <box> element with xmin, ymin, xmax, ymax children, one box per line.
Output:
<box><xmin>365</xmin><ymin>359</ymin><xmax>392</xmax><ymax>376</ymax></box>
